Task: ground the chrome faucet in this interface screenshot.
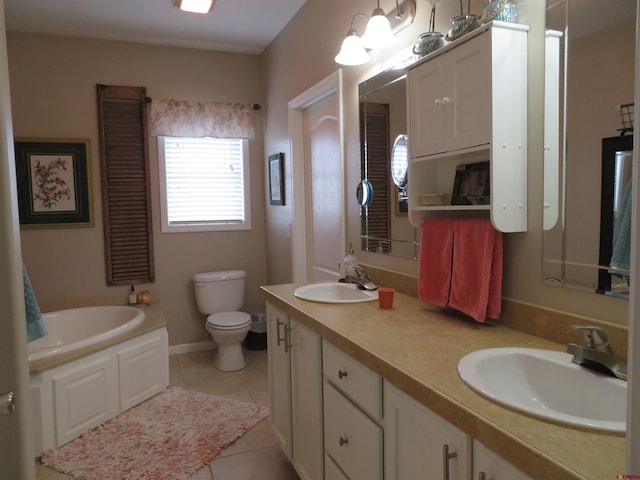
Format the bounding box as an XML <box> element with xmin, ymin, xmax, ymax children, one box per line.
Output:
<box><xmin>342</xmin><ymin>265</ymin><xmax>378</xmax><ymax>291</ymax></box>
<box><xmin>566</xmin><ymin>325</ymin><xmax>627</xmax><ymax>381</ymax></box>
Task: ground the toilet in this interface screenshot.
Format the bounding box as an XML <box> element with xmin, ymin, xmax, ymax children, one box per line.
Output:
<box><xmin>192</xmin><ymin>270</ymin><xmax>252</xmax><ymax>371</ymax></box>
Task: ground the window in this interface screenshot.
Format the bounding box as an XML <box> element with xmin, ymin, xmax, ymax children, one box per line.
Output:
<box><xmin>158</xmin><ymin>136</ymin><xmax>251</xmax><ymax>233</ymax></box>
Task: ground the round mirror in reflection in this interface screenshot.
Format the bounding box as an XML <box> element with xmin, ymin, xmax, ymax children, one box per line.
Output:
<box><xmin>391</xmin><ymin>134</ymin><xmax>408</xmax><ymax>189</ymax></box>
<box><xmin>356</xmin><ymin>179</ymin><xmax>374</xmax><ymax>207</ymax></box>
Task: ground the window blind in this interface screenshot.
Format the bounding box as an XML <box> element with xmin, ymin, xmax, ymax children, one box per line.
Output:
<box><xmin>163</xmin><ymin>137</ymin><xmax>245</xmax><ymax>225</ymax></box>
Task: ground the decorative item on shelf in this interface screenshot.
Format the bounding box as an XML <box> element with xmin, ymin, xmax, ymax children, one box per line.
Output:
<box><xmin>413</xmin><ymin>31</ymin><xmax>444</xmax><ymax>59</ymax></box>
<box><xmin>419</xmin><ymin>193</ymin><xmax>448</xmax><ymax>206</ymax></box>
<box><xmin>451</xmin><ymin>161</ymin><xmax>490</xmax><ymax>205</ymax></box>
<box><xmin>413</xmin><ymin>0</ymin><xmax>443</xmax><ymax>59</ymax></box>
<box><xmin>445</xmin><ymin>13</ymin><xmax>480</xmax><ymax>41</ymax></box>
<box><xmin>480</xmin><ymin>0</ymin><xmax>518</xmax><ymax>24</ymax></box>
<box><xmin>468</xmin><ymin>196</ymin><xmax>491</xmax><ymax>205</ymax></box>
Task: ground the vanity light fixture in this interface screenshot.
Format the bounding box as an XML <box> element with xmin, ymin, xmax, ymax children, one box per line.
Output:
<box><xmin>174</xmin><ymin>0</ymin><xmax>215</xmax><ymax>14</ymax></box>
<box><xmin>335</xmin><ymin>14</ymin><xmax>370</xmax><ymax>66</ymax></box>
<box><xmin>361</xmin><ymin>0</ymin><xmax>398</xmax><ymax>49</ymax></box>
<box><xmin>335</xmin><ymin>0</ymin><xmax>416</xmax><ymax>66</ymax></box>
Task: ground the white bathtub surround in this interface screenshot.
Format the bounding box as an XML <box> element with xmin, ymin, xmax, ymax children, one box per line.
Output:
<box><xmin>28</xmin><ymin>305</ymin><xmax>169</xmax><ymax>457</ymax></box>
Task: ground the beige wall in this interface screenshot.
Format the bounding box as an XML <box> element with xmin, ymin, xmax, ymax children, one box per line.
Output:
<box><xmin>8</xmin><ymin>32</ymin><xmax>268</xmax><ymax>346</ymax></box>
<box><xmin>261</xmin><ymin>0</ymin><xmax>628</xmax><ymax>326</ymax></box>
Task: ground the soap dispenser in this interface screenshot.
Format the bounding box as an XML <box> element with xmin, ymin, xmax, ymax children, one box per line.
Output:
<box><xmin>342</xmin><ymin>243</ymin><xmax>359</xmax><ymax>281</ymax></box>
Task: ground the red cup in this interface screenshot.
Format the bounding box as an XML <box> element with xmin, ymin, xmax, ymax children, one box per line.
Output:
<box><xmin>378</xmin><ymin>287</ymin><xmax>395</xmax><ymax>309</ymax></box>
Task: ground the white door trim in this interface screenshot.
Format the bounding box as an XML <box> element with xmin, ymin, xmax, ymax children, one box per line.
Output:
<box><xmin>288</xmin><ymin>70</ymin><xmax>345</xmax><ymax>282</ymax></box>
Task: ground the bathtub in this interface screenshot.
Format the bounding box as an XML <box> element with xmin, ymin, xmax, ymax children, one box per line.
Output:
<box><xmin>29</xmin><ymin>304</ymin><xmax>168</xmax><ymax>456</ymax></box>
<box><xmin>28</xmin><ymin>306</ymin><xmax>145</xmax><ymax>362</ymax></box>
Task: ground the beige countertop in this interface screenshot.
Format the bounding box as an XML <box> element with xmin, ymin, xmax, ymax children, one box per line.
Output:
<box><xmin>29</xmin><ymin>302</ymin><xmax>166</xmax><ymax>373</ymax></box>
<box><xmin>260</xmin><ymin>283</ymin><xmax>625</xmax><ymax>480</ymax></box>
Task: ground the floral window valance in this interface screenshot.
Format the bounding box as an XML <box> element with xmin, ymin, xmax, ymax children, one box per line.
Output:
<box><xmin>149</xmin><ymin>99</ymin><xmax>255</xmax><ymax>139</ymax></box>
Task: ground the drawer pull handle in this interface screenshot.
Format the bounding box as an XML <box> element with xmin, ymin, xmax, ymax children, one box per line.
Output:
<box><xmin>339</xmin><ymin>436</ymin><xmax>349</xmax><ymax>446</ymax></box>
<box><xmin>276</xmin><ymin>318</ymin><xmax>286</xmax><ymax>347</ymax></box>
<box><xmin>338</xmin><ymin>369</ymin><xmax>348</xmax><ymax>379</ymax></box>
<box><xmin>442</xmin><ymin>444</ymin><xmax>458</xmax><ymax>480</ymax></box>
<box><xmin>284</xmin><ymin>325</ymin><xmax>292</xmax><ymax>353</ymax></box>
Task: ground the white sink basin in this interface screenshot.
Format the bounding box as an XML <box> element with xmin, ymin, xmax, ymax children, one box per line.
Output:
<box><xmin>457</xmin><ymin>347</ymin><xmax>627</xmax><ymax>432</ymax></box>
<box><xmin>293</xmin><ymin>282</ymin><xmax>378</xmax><ymax>303</ymax></box>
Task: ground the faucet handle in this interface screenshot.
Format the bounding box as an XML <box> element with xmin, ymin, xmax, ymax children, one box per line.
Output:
<box><xmin>571</xmin><ymin>325</ymin><xmax>613</xmax><ymax>353</ymax></box>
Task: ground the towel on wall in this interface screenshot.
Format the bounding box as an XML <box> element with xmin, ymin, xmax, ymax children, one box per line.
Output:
<box><xmin>448</xmin><ymin>219</ymin><xmax>503</xmax><ymax>322</ymax></box>
<box><xmin>418</xmin><ymin>218</ymin><xmax>454</xmax><ymax>306</ymax></box>
<box><xmin>24</xmin><ymin>263</ymin><xmax>47</xmax><ymax>343</ymax></box>
<box><xmin>418</xmin><ymin>218</ymin><xmax>503</xmax><ymax>323</ymax></box>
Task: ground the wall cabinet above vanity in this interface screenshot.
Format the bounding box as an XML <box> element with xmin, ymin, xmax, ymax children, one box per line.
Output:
<box><xmin>407</xmin><ymin>21</ymin><xmax>529</xmax><ymax>233</ymax></box>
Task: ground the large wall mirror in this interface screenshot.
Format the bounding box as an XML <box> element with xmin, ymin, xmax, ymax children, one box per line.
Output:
<box><xmin>543</xmin><ymin>0</ymin><xmax>636</xmax><ymax>298</ymax></box>
<box><xmin>359</xmin><ymin>69</ymin><xmax>419</xmax><ymax>260</ymax></box>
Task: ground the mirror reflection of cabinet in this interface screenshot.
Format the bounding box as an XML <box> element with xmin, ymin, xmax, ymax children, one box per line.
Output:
<box><xmin>359</xmin><ymin>70</ymin><xmax>419</xmax><ymax>260</ymax></box>
<box><xmin>543</xmin><ymin>0</ymin><xmax>636</xmax><ymax>295</ymax></box>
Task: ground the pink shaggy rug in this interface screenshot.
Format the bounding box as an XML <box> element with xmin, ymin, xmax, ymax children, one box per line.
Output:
<box><xmin>41</xmin><ymin>387</ymin><xmax>269</xmax><ymax>480</ymax></box>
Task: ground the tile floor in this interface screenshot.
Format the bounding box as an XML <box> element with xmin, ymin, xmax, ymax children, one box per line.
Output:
<box><xmin>35</xmin><ymin>348</ymin><xmax>300</xmax><ymax>480</ymax></box>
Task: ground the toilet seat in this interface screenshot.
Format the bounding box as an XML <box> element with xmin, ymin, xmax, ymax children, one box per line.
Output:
<box><xmin>206</xmin><ymin>311</ymin><xmax>251</xmax><ymax>330</ymax></box>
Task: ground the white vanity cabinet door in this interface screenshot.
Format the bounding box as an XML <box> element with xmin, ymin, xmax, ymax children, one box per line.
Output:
<box><xmin>409</xmin><ymin>54</ymin><xmax>448</xmax><ymax>157</ymax></box>
<box><xmin>384</xmin><ymin>381</ymin><xmax>471</xmax><ymax>480</ymax></box>
<box><xmin>290</xmin><ymin>318</ymin><xmax>324</xmax><ymax>480</ymax></box>
<box><xmin>267</xmin><ymin>302</ymin><xmax>324</xmax><ymax>480</ymax></box>
<box><xmin>324</xmin><ymin>382</ymin><xmax>383</xmax><ymax>480</ymax></box>
<box><xmin>325</xmin><ymin>455</ymin><xmax>349</xmax><ymax>480</ymax></box>
<box><xmin>445</xmin><ymin>32</ymin><xmax>491</xmax><ymax>153</ymax></box>
<box><xmin>473</xmin><ymin>441</ymin><xmax>533</xmax><ymax>480</ymax></box>
<box><xmin>409</xmin><ymin>30</ymin><xmax>490</xmax><ymax>159</ymax></box>
<box><xmin>266</xmin><ymin>302</ymin><xmax>292</xmax><ymax>459</ymax></box>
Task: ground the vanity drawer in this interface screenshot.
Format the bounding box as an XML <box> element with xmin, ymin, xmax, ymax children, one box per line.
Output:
<box><xmin>322</xmin><ymin>339</ymin><xmax>382</xmax><ymax>420</ymax></box>
<box><xmin>323</xmin><ymin>382</ymin><xmax>383</xmax><ymax>480</ymax></box>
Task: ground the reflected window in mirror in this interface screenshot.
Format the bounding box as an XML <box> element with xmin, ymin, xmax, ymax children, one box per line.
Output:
<box><xmin>543</xmin><ymin>0</ymin><xmax>636</xmax><ymax>297</ymax></box>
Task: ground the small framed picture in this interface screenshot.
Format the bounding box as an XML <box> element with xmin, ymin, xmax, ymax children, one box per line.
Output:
<box><xmin>14</xmin><ymin>138</ymin><xmax>93</xmax><ymax>228</ymax></box>
<box><xmin>269</xmin><ymin>153</ymin><xmax>285</xmax><ymax>206</ymax></box>
<box><xmin>451</xmin><ymin>161</ymin><xmax>490</xmax><ymax>205</ymax></box>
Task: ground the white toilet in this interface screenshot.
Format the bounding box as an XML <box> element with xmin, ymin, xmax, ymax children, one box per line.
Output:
<box><xmin>192</xmin><ymin>270</ymin><xmax>252</xmax><ymax>371</ymax></box>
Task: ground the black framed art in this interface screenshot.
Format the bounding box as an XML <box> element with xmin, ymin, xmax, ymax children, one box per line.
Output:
<box><xmin>269</xmin><ymin>152</ymin><xmax>285</xmax><ymax>206</ymax></box>
<box><xmin>14</xmin><ymin>138</ymin><xmax>93</xmax><ymax>228</ymax></box>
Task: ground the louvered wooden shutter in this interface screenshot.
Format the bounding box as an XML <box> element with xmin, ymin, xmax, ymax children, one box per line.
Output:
<box><xmin>97</xmin><ymin>85</ymin><xmax>155</xmax><ymax>285</ymax></box>
<box><xmin>360</xmin><ymin>103</ymin><xmax>391</xmax><ymax>253</ymax></box>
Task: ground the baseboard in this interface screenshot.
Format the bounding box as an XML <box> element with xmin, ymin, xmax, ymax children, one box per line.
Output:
<box><xmin>168</xmin><ymin>341</ymin><xmax>216</xmax><ymax>356</ymax></box>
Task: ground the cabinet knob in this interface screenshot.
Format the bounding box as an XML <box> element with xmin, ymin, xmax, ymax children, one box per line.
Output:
<box><xmin>434</xmin><ymin>98</ymin><xmax>442</xmax><ymax>108</ymax></box>
<box><xmin>442</xmin><ymin>97</ymin><xmax>451</xmax><ymax>108</ymax></box>
<box><xmin>338</xmin><ymin>369</ymin><xmax>348</xmax><ymax>379</ymax></box>
<box><xmin>339</xmin><ymin>436</ymin><xmax>349</xmax><ymax>446</ymax></box>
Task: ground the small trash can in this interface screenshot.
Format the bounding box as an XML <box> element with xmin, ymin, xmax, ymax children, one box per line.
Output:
<box><xmin>245</xmin><ymin>313</ymin><xmax>267</xmax><ymax>351</ymax></box>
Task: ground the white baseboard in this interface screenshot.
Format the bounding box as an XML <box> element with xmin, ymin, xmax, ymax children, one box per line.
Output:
<box><xmin>168</xmin><ymin>341</ymin><xmax>216</xmax><ymax>356</ymax></box>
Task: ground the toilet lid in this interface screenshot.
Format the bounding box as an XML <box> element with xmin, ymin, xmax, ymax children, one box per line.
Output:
<box><xmin>207</xmin><ymin>311</ymin><xmax>251</xmax><ymax>329</ymax></box>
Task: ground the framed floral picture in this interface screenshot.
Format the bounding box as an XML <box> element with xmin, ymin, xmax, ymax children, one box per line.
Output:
<box><xmin>14</xmin><ymin>138</ymin><xmax>93</xmax><ymax>228</ymax></box>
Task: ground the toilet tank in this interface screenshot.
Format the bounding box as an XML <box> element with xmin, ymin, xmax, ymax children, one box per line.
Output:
<box><xmin>193</xmin><ymin>270</ymin><xmax>247</xmax><ymax>315</ymax></box>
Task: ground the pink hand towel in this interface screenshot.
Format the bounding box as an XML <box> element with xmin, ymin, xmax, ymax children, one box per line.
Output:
<box><xmin>448</xmin><ymin>218</ymin><xmax>503</xmax><ymax>322</ymax></box>
<box><xmin>419</xmin><ymin>218</ymin><xmax>455</xmax><ymax>306</ymax></box>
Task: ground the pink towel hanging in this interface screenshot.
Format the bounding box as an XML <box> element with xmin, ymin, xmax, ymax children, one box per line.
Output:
<box><xmin>419</xmin><ymin>218</ymin><xmax>455</xmax><ymax>306</ymax></box>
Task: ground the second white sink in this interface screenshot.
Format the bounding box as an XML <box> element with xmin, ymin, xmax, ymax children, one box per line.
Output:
<box><xmin>457</xmin><ymin>347</ymin><xmax>627</xmax><ymax>433</ymax></box>
<box><xmin>293</xmin><ymin>282</ymin><xmax>378</xmax><ymax>303</ymax></box>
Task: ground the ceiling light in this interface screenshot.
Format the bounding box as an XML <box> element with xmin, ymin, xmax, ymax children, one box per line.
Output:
<box><xmin>335</xmin><ymin>14</ymin><xmax>370</xmax><ymax>66</ymax></box>
<box><xmin>361</xmin><ymin>1</ymin><xmax>398</xmax><ymax>49</ymax></box>
<box><xmin>174</xmin><ymin>0</ymin><xmax>214</xmax><ymax>14</ymax></box>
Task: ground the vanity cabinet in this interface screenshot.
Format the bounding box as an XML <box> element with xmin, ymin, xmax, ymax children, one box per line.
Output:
<box><xmin>384</xmin><ymin>381</ymin><xmax>471</xmax><ymax>480</ymax></box>
<box><xmin>473</xmin><ymin>440</ymin><xmax>532</xmax><ymax>480</ymax></box>
<box><xmin>266</xmin><ymin>303</ymin><xmax>323</xmax><ymax>480</ymax></box>
<box><xmin>407</xmin><ymin>21</ymin><xmax>528</xmax><ymax>233</ymax></box>
<box><xmin>322</xmin><ymin>339</ymin><xmax>383</xmax><ymax>480</ymax></box>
